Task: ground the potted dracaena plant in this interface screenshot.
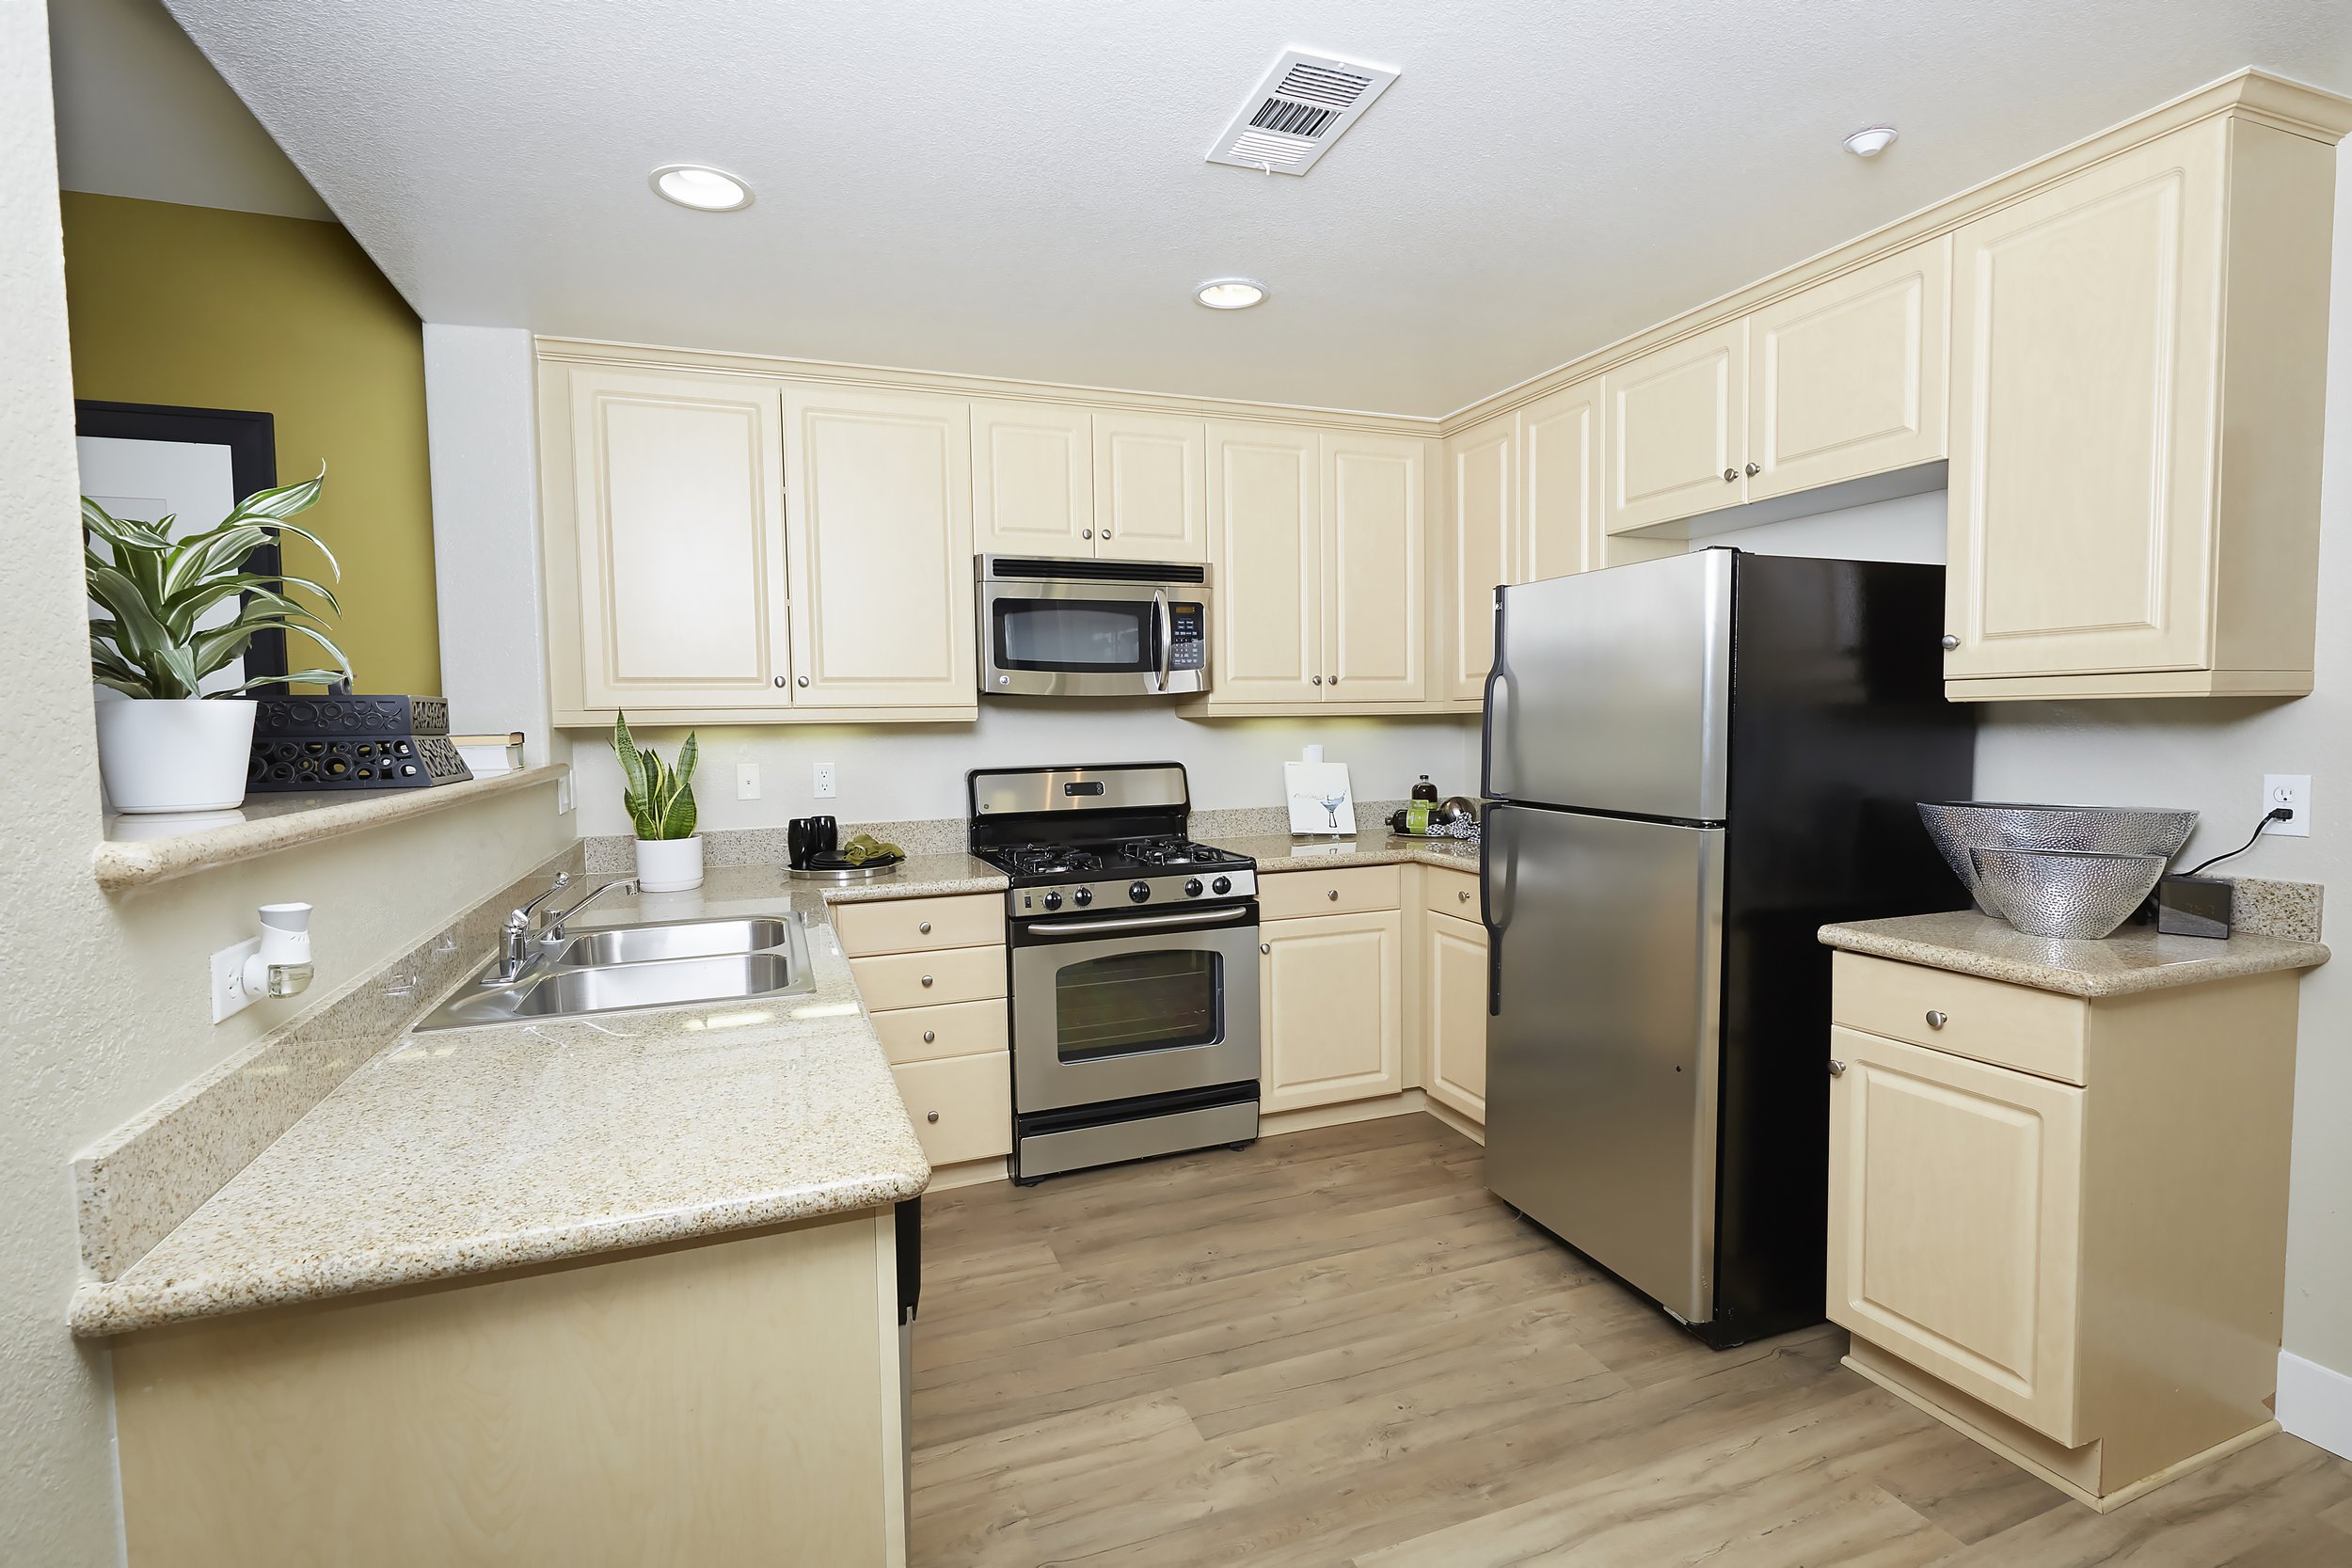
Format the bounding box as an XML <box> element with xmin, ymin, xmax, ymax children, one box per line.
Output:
<box><xmin>612</xmin><ymin>713</ymin><xmax>703</xmax><ymax>891</ymax></box>
<box><xmin>85</xmin><ymin>471</ymin><xmax>351</xmax><ymax>814</ymax></box>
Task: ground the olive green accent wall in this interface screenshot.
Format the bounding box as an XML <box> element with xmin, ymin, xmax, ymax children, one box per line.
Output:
<box><xmin>59</xmin><ymin>191</ymin><xmax>441</xmax><ymax>694</ymax></box>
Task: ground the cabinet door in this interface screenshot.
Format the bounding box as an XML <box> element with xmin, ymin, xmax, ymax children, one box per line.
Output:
<box><xmin>1518</xmin><ymin>377</ymin><xmax>1609</xmax><ymax>582</ymax></box>
<box><xmin>1748</xmin><ymin>238</ymin><xmax>1949</xmax><ymax>501</ymax></box>
<box><xmin>1422</xmin><ymin>911</ymin><xmax>1488</xmax><ymax>1123</ymax></box>
<box><xmin>1207</xmin><ymin>421</ymin><xmax>1322</xmax><ymax>703</ymax></box>
<box><xmin>782</xmin><ymin>387</ymin><xmax>976</xmax><ymax>708</ymax></box>
<box><xmin>1092</xmin><ymin>411</ymin><xmax>1207</xmax><ymax>563</ymax></box>
<box><xmin>1604</xmin><ymin>319</ymin><xmax>1748</xmax><ymax>533</ymax></box>
<box><xmin>1444</xmin><ymin>413</ymin><xmax>1514</xmax><ymax>702</ymax></box>
<box><xmin>972</xmin><ymin>400</ymin><xmax>1091</xmax><ymax>556</ymax></box>
<box><xmin>1260</xmin><ymin>910</ymin><xmax>1404</xmax><ymax>1114</ymax></box>
<box><xmin>1944</xmin><ymin>122</ymin><xmax>2226</xmax><ymax>681</ymax></box>
<box><xmin>1827</xmin><ymin>1026</ymin><xmax>2085</xmax><ymax>1442</ymax></box>
<box><xmin>1322</xmin><ymin>432</ymin><xmax>1425</xmax><ymax>703</ymax></box>
<box><xmin>565</xmin><ymin>367</ymin><xmax>791</xmax><ymax>710</ymax></box>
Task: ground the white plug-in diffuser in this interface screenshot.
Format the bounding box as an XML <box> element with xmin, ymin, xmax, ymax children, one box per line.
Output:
<box><xmin>244</xmin><ymin>903</ymin><xmax>314</xmax><ymax>1000</ymax></box>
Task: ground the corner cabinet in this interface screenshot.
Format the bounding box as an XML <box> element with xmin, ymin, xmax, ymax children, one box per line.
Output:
<box><xmin>1260</xmin><ymin>906</ymin><xmax>1405</xmax><ymax>1115</ymax></box>
<box><xmin>1941</xmin><ymin>117</ymin><xmax>2332</xmax><ymax>699</ymax></box>
<box><xmin>1421</xmin><ymin>910</ymin><xmax>1489</xmax><ymax>1123</ymax></box>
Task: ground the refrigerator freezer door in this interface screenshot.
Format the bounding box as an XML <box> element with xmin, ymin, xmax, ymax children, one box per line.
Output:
<box><xmin>1482</xmin><ymin>801</ymin><xmax>1725</xmax><ymax>1325</ymax></box>
<box><xmin>1484</xmin><ymin>549</ymin><xmax>1734</xmax><ymax>822</ymax></box>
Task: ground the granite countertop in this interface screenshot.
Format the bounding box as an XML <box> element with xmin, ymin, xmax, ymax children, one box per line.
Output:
<box><xmin>1820</xmin><ymin>910</ymin><xmax>2330</xmax><ymax>998</ymax></box>
<box><xmin>1217</xmin><ymin>832</ymin><xmax>1483</xmax><ymax>874</ymax></box>
<box><xmin>68</xmin><ymin>863</ymin><xmax>1000</xmax><ymax>1338</ymax></box>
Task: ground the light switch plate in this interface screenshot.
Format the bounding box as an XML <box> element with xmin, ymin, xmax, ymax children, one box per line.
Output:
<box><xmin>2263</xmin><ymin>774</ymin><xmax>2312</xmax><ymax>837</ymax></box>
<box><xmin>813</xmin><ymin>762</ymin><xmax>836</xmax><ymax>800</ymax></box>
<box><xmin>212</xmin><ymin>938</ymin><xmax>262</xmax><ymax>1022</ymax></box>
<box><xmin>736</xmin><ymin>762</ymin><xmax>761</xmax><ymax>800</ymax></box>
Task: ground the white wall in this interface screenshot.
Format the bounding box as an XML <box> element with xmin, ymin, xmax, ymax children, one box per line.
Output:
<box><xmin>568</xmin><ymin>708</ymin><xmax>1481</xmax><ymax>836</ymax></box>
<box><xmin>1694</xmin><ymin>488</ymin><xmax>1947</xmax><ymax>563</ymax></box>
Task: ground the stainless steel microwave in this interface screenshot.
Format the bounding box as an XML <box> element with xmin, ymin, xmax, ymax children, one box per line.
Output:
<box><xmin>977</xmin><ymin>556</ymin><xmax>1211</xmax><ymax>697</ymax></box>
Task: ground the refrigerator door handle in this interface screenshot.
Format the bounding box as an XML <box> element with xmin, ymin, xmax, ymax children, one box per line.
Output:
<box><xmin>1480</xmin><ymin>588</ymin><xmax>1507</xmax><ymax>798</ymax></box>
<box><xmin>1481</xmin><ymin>804</ymin><xmax>1515</xmax><ymax>1016</ymax></box>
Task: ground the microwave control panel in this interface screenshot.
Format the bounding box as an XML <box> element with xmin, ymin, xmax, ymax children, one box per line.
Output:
<box><xmin>1168</xmin><ymin>603</ymin><xmax>1206</xmax><ymax>671</ymax></box>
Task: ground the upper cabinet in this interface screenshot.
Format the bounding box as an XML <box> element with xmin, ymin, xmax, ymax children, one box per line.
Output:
<box><xmin>1604</xmin><ymin>319</ymin><xmax>1750</xmax><ymax>533</ymax></box>
<box><xmin>781</xmin><ymin>387</ymin><xmax>977</xmax><ymax>710</ymax></box>
<box><xmin>1198</xmin><ymin>423</ymin><xmax>1430</xmax><ymax>712</ymax></box>
<box><xmin>1443</xmin><ymin>415</ymin><xmax>1513</xmax><ymax>704</ymax></box>
<box><xmin>970</xmin><ymin>400</ymin><xmax>1091</xmax><ymax>557</ymax></box>
<box><xmin>1092</xmin><ymin>411</ymin><xmax>1208</xmax><ymax>563</ymax></box>
<box><xmin>1942</xmin><ymin>118</ymin><xmax>2331</xmax><ymax>699</ymax></box>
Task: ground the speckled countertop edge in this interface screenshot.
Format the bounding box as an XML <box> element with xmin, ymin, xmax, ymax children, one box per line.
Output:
<box><xmin>1820</xmin><ymin>911</ymin><xmax>2330</xmax><ymax>997</ymax></box>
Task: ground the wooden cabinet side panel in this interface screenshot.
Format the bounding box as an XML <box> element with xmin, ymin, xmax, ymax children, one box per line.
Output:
<box><xmin>1261</xmin><ymin>910</ymin><xmax>1405</xmax><ymax>1114</ymax></box>
<box><xmin>116</xmin><ymin>1220</ymin><xmax>896</xmax><ymax>1568</ymax></box>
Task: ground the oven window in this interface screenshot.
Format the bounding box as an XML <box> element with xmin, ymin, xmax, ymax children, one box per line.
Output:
<box><xmin>994</xmin><ymin>598</ymin><xmax>1152</xmax><ymax>673</ymax></box>
<box><xmin>1054</xmin><ymin>950</ymin><xmax>1220</xmax><ymax>1061</ymax></box>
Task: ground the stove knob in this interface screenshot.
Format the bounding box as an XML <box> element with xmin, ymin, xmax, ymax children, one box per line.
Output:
<box><xmin>1042</xmin><ymin>891</ymin><xmax>1063</xmax><ymax>911</ymax></box>
<box><xmin>1211</xmin><ymin>876</ymin><xmax>1232</xmax><ymax>895</ymax></box>
<box><xmin>1129</xmin><ymin>879</ymin><xmax>1152</xmax><ymax>904</ymax></box>
<box><xmin>1184</xmin><ymin>878</ymin><xmax>1203</xmax><ymax>898</ymax></box>
<box><xmin>1072</xmin><ymin>886</ymin><xmax>1093</xmax><ymax>907</ymax></box>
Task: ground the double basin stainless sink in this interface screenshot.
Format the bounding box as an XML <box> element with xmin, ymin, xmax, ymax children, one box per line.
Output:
<box><xmin>413</xmin><ymin>913</ymin><xmax>815</xmax><ymax>1031</ymax></box>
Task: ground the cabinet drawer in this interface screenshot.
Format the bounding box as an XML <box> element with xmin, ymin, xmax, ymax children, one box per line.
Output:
<box><xmin>1259</xmin><ymin>864</ymin><xmax>1404</xmax><ymax>921</ymax></box>
<box><xmin>832</xmin><ymin>894</ymin><xmax>1005</xmax><ymax>958</ymax></box>
<box><xmin>869</xmin><ymin>1000</ymin><xmax>1008</xmax><ymax>1066</ymax></box>
<box><xmin>892</xmin><ymin>1052</ymin><xmax>1012</xmax><ymax>1166</ymax></box>
<box><xmin>1833</xmin><ymin>952</ymin><xmax>2087</xmax><ymax>1085</ymax></box>
<box><xmin>1422</xmin><ymin>864</ymin><xmax>1482</xmax><ymax>917</ymax></box>
<box><xmin>850</xmin><ymin>945</ymin><xmax>1006</xmax><ymax>1012</ymax></box>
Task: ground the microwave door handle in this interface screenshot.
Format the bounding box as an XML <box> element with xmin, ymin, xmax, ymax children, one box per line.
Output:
<box><xmin>1152</xmin><ymin>589</ymin><xmax>1171</xmax><ymax>691</ymax></box>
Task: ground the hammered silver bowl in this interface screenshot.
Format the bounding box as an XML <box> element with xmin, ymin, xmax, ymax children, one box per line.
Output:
<box><xmin>1967</xmin><ymin>847</ymin><xmax>2170</xmax><ymax>940</ymax></box>
<box><xmin>1917</xmin><ymin>801</ymin><xmax>2198</xmax><ymax>914</ymax></box>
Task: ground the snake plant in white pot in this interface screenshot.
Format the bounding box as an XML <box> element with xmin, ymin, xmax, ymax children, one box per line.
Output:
<box><xmin>612</xmin><ymin>714</ymin><xmax>703</xmax><ymax>891</ymax></box>
<box><xmin>85</xmin><ymin>471</ymin><xmax>351</xmax><ymax>814</ymax></box>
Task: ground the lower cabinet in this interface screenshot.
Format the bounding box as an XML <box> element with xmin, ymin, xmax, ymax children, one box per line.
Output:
<box><xmin>1259</xmin><ymin>908</ymin><xmax>1403</xmax><ymax>1115</ymax></box>
<box><xmin>891</xmin><ymin>1051</ymin><xmax>1014</xmax><ymax>1167</ymax></box>
<box><xmin>1421</xmin><ymin>911</ymin><xmax>1489</xmax><ymax>1123</ymax></box>
<box><xmin>837</xmin><ymin>895</ymin><xmax>1012</xmax><ymax>1170</ymax></box>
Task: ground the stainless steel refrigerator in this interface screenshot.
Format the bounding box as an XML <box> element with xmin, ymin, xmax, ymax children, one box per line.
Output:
<box><xmin>1479</xmin><ymin>548</ymin><xmax>1973</xmax><ymax>1347</ymax></box>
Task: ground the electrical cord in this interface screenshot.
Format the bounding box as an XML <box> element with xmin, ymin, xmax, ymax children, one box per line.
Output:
<box><xmin>2181</xmin><ymin>806</ymin><xmax>2294</xmax><ymax>878</ymax></box>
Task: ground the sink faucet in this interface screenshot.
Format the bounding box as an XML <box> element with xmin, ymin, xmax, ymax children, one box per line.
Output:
<box><xmin>541</xmin><ymin>879</ymin><xmax>635</xmax><ymax>942</ymax></box>
<box><xmin>487</xmin><ymin>874</ymin><xmax>572</xmax><ymax>986</ymax></box>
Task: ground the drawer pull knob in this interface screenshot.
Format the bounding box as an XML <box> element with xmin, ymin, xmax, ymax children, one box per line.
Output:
<box><xmin>1925</xmin><ymin>1009</ymin><xmax>1947</xmax><ymax>1029</ymax></box>
<box><xmin>1827</xmin><ymin>1058</ymin><xmax>1846</xmax><ymax>1077</ymax></box>
<box><xmin>923</xmin><ymin>1029</ymin><xmax>936</xmax><ymax>1043</ymax></box>
<box><xmin>928</xmin><ymin>1111</ymin><xmax>940</xmax><ymax>1123</ymax></box>
<box><xmin>921</xmin><ymin>974</ymin><xmax>934</xmax><ymax>988</ymax></box>
<box><xmin>1327</xmin><ymin>888</ymin><xmax>1340</xmax><ymax>900</ymax></box>
<box><xmin>1261</xmin><ymin>942</ymin><xmax>1271</xmax><ymax>955</ymax></box>
<box><xmin>1458</xmin><ymin>889</ymin><xmax>1471</xmax><ymax>901</ymax></box>
<box><xmin>918</xmin><ymin>921</ymin><xmax>932</xmax><ymax>934</ymax></box>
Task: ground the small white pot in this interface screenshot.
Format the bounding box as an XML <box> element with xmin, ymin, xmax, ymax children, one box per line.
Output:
<box><xmin>634</xmin><ymin>835</ymin><xmax>705</xmax><ymax>893</ymax></box>
<box><xmin>95</xmin><ymin>698</ymin><xmax>256</xmax><ymax>814</ymax></box>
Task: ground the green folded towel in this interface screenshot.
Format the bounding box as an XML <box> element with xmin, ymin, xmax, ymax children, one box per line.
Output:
<box><xmin>839</xmin><ymin>833</ymin><xmax>904</xmax><ymax>865</ymax></box>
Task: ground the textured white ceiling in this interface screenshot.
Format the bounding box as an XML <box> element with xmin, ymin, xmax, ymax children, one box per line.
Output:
<box><xmin>160</xmin><ymin>0</ymin><xmax>2352</xmax><ymax>416</ymax></box>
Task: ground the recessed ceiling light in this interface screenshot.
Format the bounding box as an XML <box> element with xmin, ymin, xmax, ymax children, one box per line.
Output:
<box><xmin>1841</xmin><ymin>126</ymin><xmax>1899</xmax><ymax>158</ymax></box>
<box><xmin>1196</xmin><ymin>278</ymin><xmax>1267</xmax><ymax>310</ymax></box>
<box><xmin>650</xmin><ymin>164</ymin><xmax>754</xmax><ymax>212</ymax></box>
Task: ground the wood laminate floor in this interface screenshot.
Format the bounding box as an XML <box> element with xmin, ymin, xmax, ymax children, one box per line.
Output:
<box><xmin>910</xmin><ymin>1114</ymin><xmax>2352</xmax><ymax>1568</ymax></box>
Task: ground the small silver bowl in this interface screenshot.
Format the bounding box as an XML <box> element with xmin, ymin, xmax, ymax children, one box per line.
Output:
<box><xmin>1967</xmin><ymin>847</ymin><xmax>2169</xmax><ymax>940</ymax></box>
<box><xmin>1919</xmin><ymin>801</ymin><xmax>2197</xmax><ymax>912</ymax></box>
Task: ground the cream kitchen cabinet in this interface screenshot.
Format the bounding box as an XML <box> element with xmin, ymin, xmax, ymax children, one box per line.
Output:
<box><xmin>547</xmin><ymin>364</ymin><xmax>793</xmax><ymax>715</ymax></box>
<box><xmin>971</xmin><ymin>399</ymin><xmax>1093</xmax><ymax>557</ymax></box>
<box><xmin>1604</xmin><ymin>319</ymin><xmax>1749</xmax><ymax>533</ymax></box>
<box><xmin>1092</xmin><ymin>410</ymin><xmax>1208</xmax><ymax>562</ymax></box>
<box><xmin>1199</xmin><ymin>422</ymin><xmax>1428</xmax><ymax>712</ymax></box>
<box><xmin>836</xmin><ymin>892</ymin><xmax>1010</xmax><ymax>1175</ymax></box>
<box><xmin>1942</xmin><ymin>117</ymin><xmax>2332</xmax><ymax>699</ymax></box>
<box><xmin>1442</xmin><ymin>413</ymin><xmax>1513</xmax><ymax>704</ymax></box>
<box><xmin>1420</xmin><ymin>911</ymin><xmax>1489</xmax><ymax>1124</ymax></box>
<box><xmin>781</xmin><ymin>386</ymin><xmax>977</xmax><ymax>709</ymax></box>
<box><xmin>1259</xmin><ymin>903</ymin><xmax>1405</xmax><ymax>1116</ymax></box>
<box><xmin>1826</xmin><ymin>948</ymin><xmax>2309</xmax><ymax>1511</ymax></box>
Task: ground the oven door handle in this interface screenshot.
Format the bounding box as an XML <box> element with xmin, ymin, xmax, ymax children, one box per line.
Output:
<box><xmin>1024</xmin><ymin>905</ymin><xmax>1252</xmax><ymax>936</ymax></box>
<box><xmin>1152</xmin><ymin>589</ymin><xmax>1171</xmax><ymax>692</ymax></box>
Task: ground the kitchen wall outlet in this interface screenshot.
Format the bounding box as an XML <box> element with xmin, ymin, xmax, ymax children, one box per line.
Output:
<box><xmin>735</xmin><ymin>761</ymin><xmax>761</xmax><ymax>800</ymax></box>
<box><xmin>211</xmin><ymin>938</ymin><xmax>262</xmax><ymax>1023</ymax></box>
<box><xmin>555</xmin><ymin>774</ymin><xmax>576</xmax><ymax>815</ymax></box>
<box><xmin>813</xmin><ymin>762</ymin><xmax>836</xmax><ymax>800</ymax></box>
<box><xmin>2262</xmin><ymin>774</ymin><xmax>2312</xmax><ymax>837</ymax></box>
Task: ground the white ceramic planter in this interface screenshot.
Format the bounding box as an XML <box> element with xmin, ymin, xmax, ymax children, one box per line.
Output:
<box><xmin>634</xmin><ymin>835</ymin><xmax>705</xmax><ymax>893</ymax></box>
<box><xmin>94</xmin><ymin>697</ymin><xmax>256</xmax><ymax>814</ymax></box>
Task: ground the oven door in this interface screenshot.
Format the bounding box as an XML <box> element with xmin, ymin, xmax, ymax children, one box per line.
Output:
<box><xmin>978</xmin><ymin>578</ymin><xmax>1205</xmax><ymax>696</ymax></box>
<box><xmin>1010</xmin><ymin>904</ymin><xmax>1261</xmax><ymax>1112</ymax></box>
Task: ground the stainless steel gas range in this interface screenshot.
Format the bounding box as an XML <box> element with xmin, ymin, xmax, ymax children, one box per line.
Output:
<box><xmin>967</xmin><ymin>764</ymin><xmax>1261</xmax><ymax>1183</ymax></box>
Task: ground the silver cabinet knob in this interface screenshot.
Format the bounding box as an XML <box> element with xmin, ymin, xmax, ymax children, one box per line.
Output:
<box><xmin>1744</xmin><ymin>461</ymin><xmax>1760</xmax><ymax>477</ymax></box>
<box><xmin>1458</xmin><ymin>889</ymin><xmax>1471</xmax><ymax>901</ymax></box>
<box><xmin>1260</xmin><ymin>942</ymin><xmax>1271</xmax><ymax>955</ymax></box>
<box><xmin>920</xmin><ymin>974</ymin><xmax>934</xmax><ymax>988</ymax></box>
<box><xmin>1311</xmin><ymin>674</ymin><xmax>1323</xmax><ymax>685</ymax></box>
<box><xmin>1327</xmin><ymin>888</ymin><xmax>1340</xmax><ymax>900</ymax></box>
<box><xmin>1328</xmin><ymin>675</ymin><xmax>1340</xmax><ymax>686</ymax></box>
<box><xmin>773</xmin><ymin>675</ymin><xmax>787</xmax><ymax>688</ymax></box>
<box><xmin>918</xmin><ymin>921</ymin><xmax>931</xmax><ymax>934</ymax></box>
<box><xmin>797</xmin><ymin>674</ymin><xmax>810</xmax><ymax>687</ymax></box>
<box><xmin>1082</xmin><ymin>528</ymin><xmax>1093</xmax><ymax>538</ymax></box>
<box><xmin>927</xmin><ymin>1111</ymin><xmax>940</xmax><ymax>1123</ymax></box>
<box><xmin>1101</xmin><ymin>530</ymin><xmax>1111</xmax><ymax>538</ymax></box>
<box><xmin>1723</xmin><ymin>467</ymin><xmax>1738</xmax><ymax>482</ymax></box>
<box><xmin>1925</xmin><ymin>1009</ymin><xmax>1948</xmax><ymax>1029</ymax></box>
<box><xmin>922</xmin><ymin>1028</ymin><xmax>936</xmax><ymax>1043</ymax></box>
<box><xmin>1940</xmin><ymin>634</ymin><xmax>1960</xmax><ymax>651</ymax></box>
<box><xmin>1827</xmin><ymin>1058</ymin><xmax>1846</xmax><ymax>1077</ymax></box>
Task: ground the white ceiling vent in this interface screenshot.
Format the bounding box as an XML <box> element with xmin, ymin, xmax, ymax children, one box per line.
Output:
<box><xmin>1205</xmin><ymin>50</ymin><xmax>1399</xmax><ymax>176</ymax></box>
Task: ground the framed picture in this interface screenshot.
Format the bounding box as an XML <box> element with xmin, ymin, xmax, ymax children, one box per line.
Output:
<box><xmin>74</xmin><ymin>400</ymin><xmax>288</xmax><ymax>690</ymax></box>
<box><xmin>1285</xmin><ymin>760</ymin><xmax>1358</xmax><ymax>836</ymax></box>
